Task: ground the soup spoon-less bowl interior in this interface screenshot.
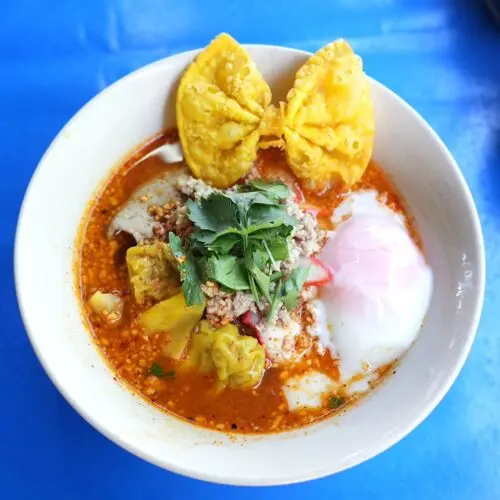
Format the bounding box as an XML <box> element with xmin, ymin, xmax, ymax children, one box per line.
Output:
<box><xmin>15</xmin><ymin>45</ymin><xmax>485</xmax><ymax>486</ymax></box>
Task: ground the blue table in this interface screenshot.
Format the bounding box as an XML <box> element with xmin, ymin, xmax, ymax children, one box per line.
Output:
<box><xmin>2</xmin><ymin>1</ymin><xmax>499</xmax><ymax>498</ymax></box>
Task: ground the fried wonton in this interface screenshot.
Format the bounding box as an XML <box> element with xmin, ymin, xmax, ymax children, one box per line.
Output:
<box><xmin>177</xmin><ymin>35</ymin><xmax>374</xmax><ymax>190</ymax></box>
<box><xmin>176</xmin><ymin>33</ymin><xmax>272</xmax><ymax>188</ymax></box>
<box><xmin>284</xmin><ymin>40</ymin><xmax>374</xmax><ymax>190</ymax></box>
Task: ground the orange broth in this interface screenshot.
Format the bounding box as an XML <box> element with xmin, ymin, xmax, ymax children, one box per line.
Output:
<box><xmin>77</xmin><ymin>130</ymin><xmax>411</xmax><ymax>433</ymax></box>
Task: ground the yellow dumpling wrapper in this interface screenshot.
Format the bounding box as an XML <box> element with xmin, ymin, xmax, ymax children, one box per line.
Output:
<box><xmin>212</xmin><ymin>326</ymin><xmax>265</xmax><ymax>390</ymax></box>
<box><xmin>177</xmin><ymin>33</ymin><xmax>272</xmax><ymax>188</ymax></box>
<box><xmin>139</xmin><ymin>292</ymin><xmax>206</xmax><ymax>360</ymax></box>
<box><xmin>284</xmin><ymin>39</ymin><xmax>374</xmax><ymax>189</ymax></box>
<box><xmin>126</xmin><ymin>243</ymin><xmax>180</xmax><ymax>305</ymax></box>
<box><xmin>186</xmin><ymin>320</ymin><xmax>265</xmax><ymax>390</ymax></box>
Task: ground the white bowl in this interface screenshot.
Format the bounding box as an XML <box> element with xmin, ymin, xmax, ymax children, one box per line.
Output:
<box><xmin>15</xmin><ymin>45</ymin><xmax>485</xmax><ymax>486</ymax></box>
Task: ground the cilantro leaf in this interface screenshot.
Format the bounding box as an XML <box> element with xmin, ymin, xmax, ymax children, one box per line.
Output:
<box><xmin>243</xmin><ymin>249</ymin><xmax>270</xmax><ymax>302</ymax></box>
<box><xmin>168</xmin><ymin>232</ymin><xmax>204</xmax><ymax>306</ymax></box>
<box><xmin>243</xmin><ymin>180</ymin><xmax>292</xmax><ymax>200</ymax></box>
<box><xmin>248</xmin><ymin>224</ymin><xmax>293</xmax><ymax>241</ymax></box>
<box><xmin>248</xmin><ymin>275</ymin><xmax>261</xmax><ymax>303</ymax></box>
<box><xmin>282</xmin><ymin>266</ymin><xmax>310</xmax><ymax>310</ymax></box>
<box><xmin>190</xmin><ymin>230</ymin><xmax>242</xmax><ymax>253</ymax></box>
<box><xmin>204</xmin><ymin>255</ymin><xmax>250</xmax><ymax>290</ymax></box>
<box><xmin>225</xmin><ymin>191</ymin><xmax>277</xmax><ymax>223</ymax></box>
<box><xmin>252</xmin><ymin>248</ymin><xmax>269</xmax><ymax>269</ymax></box>
<box><xmin>149</xmin><ymin>362</ymin><xmax>164</xmax><ymax>377</ymax></box>
<box><xmin>247</xmin><ymin>204</ymin><xmax>298</xmax><ymax>228</ymax></box>
<box><xmin>149</xmin><ymin>363</ymin><xmax>176</xmax><ymax>379</ymax></box>
<box><xmin>187</xmin><ymin>195</ymin><xmax>238</xmax><ymax>232</ymax></box>
<box><xmin>248</xmin><ymin>266</ymin><xmax>271</xmax><ymax>302</ymax></box>
<box><xmin>263</xmin><ymin>240</ymin><xmax>277</xmax><ymax>269</ymax></box>
<box><xmin>248</xmin><ymin>227</ymin><xmax>291</xmax><ymax>262</ymax></box>
<box><xmin>178</xmin><ymin>182</ymin><xmax>304</xmax><ymax>317</ymax></box>
<box><xmin>267</xmin><ymin>267</ymin><xmax>309</xmax><ymax>321</ymax></box>
<box><xmin>328</xmin><ymin>396</ymin><xmax>345</xmax><ymax>409</ymax></box>
<box><xmin>188</xmin><ymin>230</ymin><xmax>217</xmax><ymax>245</ymax></box>
<box><xmin>264</xmin><ymin>237</ymin><xmax>289</xmax><ymax>262</ymax></box>
<box><xmin>207</xmin><ymin>233</ymin><xmax>243</xmax><ymax>254</ymax></box>
<box><xmin>268</xmin><ymin>278</ymin><xmax>283</xmax><ymax>322</ymax></box>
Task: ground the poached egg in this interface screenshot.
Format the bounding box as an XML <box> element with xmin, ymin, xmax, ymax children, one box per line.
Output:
<box><xmin>284</xmin><ymin>191</ymin><xmax>433</xmax><ymax>411</ymax></box>
<box><xmin>317</xmin><ymin>190</ymin><xmax>433</xmax><ymax>383</ymax></box>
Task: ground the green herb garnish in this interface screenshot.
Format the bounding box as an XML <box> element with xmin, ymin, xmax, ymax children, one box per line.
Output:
<box><xmin>240</xmin><ymin>180</ymin><xmax>292</xmax><ymax>200</ymax></box>
<box><xmin>172</xmin><ymin>181</ymin><xmax>309</xmax><ymax>319</ymax></box>
<box><xmin>282</xmin><ymin>266</ymin><xmax>310</xmax><ymax>310</ymax></box>
<box><xmin>328</xmin><ymin>395</ymin><xmax>345</xmax><ymax>409</ymax></box>
<box><xmin>149</xmin><ymin>363</ymin><xmax>176</xmax><ymax>379</ymax></box>
<box><xmin>204</xmin><ymin>254</ymin><xmax>249</xmax><ymax>290</ymax></box>
<box><xmin>268</xmin><ymin>278</ymin><xmax>283</xmax><ymax>322</ymax></box>
<box><xmin>266</xmin><ymin>266</ymin><xmax>310</xmax><ymax>321</ymax></box>
<box><xmin>169</xmin><ymin>232</ymin><xmax>204</xmax><ymax>306</ymax></box>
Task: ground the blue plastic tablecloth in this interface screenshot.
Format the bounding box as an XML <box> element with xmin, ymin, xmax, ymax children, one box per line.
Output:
<box><xmin>2</xmin><ymin>1</ymin><xmax>500</xmax><ymax>498</ymax></box>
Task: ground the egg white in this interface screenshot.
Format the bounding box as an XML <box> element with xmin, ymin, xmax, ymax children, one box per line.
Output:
<box><xmin>283</xmin><ymin>370</ymin><xmax>337</xmax><ymax>411</ymax></box>
<box><xmin>313</xmin><ymin>190</ymin><xmax>433</xmax><ymax>390</ymax></box>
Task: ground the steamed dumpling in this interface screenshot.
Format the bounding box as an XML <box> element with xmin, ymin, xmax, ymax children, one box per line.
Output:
<box><xmin>126</xmin><ymin>242</ymin><xmax>180</xmax><ymax>304</ymax></box>
<box><xmin>211</xmin><ymin>324</ymin><xmax>265</xmax><ymax>389</ymax></box>
<box><xmin>188</xmin><ymin>321</ymin><xmax>266</xmax><ymax>390</ymax></box>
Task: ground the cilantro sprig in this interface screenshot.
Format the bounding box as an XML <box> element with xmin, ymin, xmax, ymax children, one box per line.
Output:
<box><xmin>268</xmin><ymin>267</ymin><xmax>310</xmax><ymax>321</ymax></box>
<box><xmin>169</xmin><ymin>232</ymin><xmax>204</xmax><ymax>305</ymax></box>
<box><xmin>170</xmin><ymin>181</ymin><xmax>309</xmax><ymax>318</ymax></box>
<box><xmin>328</xmin><ymin>395</ymin><xmax>346</xmax><ymax>409</ymax></box>
<box><xmin>149</xmin><ymin>362</ymin><xmax>176</xmax><ymax>379</ymax></box>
